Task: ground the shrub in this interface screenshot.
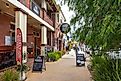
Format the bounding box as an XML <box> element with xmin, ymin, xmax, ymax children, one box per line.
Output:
<box><xmin>55</xmin><ymin>51</ymin><xmax>62</xmax><ymax>58</ymax></box>
<box><xmin>48</xmin><ymin>52</ymin><xmax>54</xmax><ymax>61</ymax></box>
<box><xmin>91</xmin><ymin>55</ymin><xmax>121</xmax><ymax>81</ymax></box>
<box><xmin>54</xmin><ymin>52</ymin><xmax>60</xmax><ymax>61</ymax></box>
<box><xmin>0</xmin><ymin>69</ymin><xmax>19</xmax><ymax>81</ymax></box>
<box><xmin>48</xmin><ymin>51</ymin><xmax>62</xmax><ymax>61</ymax></box>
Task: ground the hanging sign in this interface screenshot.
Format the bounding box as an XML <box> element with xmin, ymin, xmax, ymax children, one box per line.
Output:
<box><xmin>16</xmin><ymin>28</ymin><xmax>22</xmax><ymax>63</ymax></box>
<box><xmin>76</xmin><ymin>52</ymin><xmax>85</xmax><ymax>66</ymax></box>
<box><xmin>31</xmin><ymin>1</ymin><xmax>40</xmax><ymax>16</ymax></box>
<box><xmin>60</xmin><ymin>23</ymin><xmax>70</xmax><ymax>34</ymax></box>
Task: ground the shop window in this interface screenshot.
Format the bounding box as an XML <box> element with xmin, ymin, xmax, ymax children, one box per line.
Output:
<box><xmin>33</xmin><ymin>32</ymin><xmax>40</xmax><ymax>37</ymax></box>
<box><xmin>57</xmin><ymin>14</ymin><xmax>59</xmax><ymax>22</ymax></box>
<box><xmin>47</xmin><ymin>38</ymin><xmax>50</xmax><ymax>45</ymax></box>
<box><xmin>60</xmin><ymin>19</ymin><xmax>62</xmax><ymax>23</ymax></box>
<box><xmin>10</xmin><ymin>24</ymin><xmax>15</xmax><ymax>30</ymax></box>
<box><xmin>12</xmin><ymin>33</ymin><xmax>15</xmax><ymax>44</ymax></box>
<box><xmin>10</xmin><ymin>23</ymin><xmax>15</xmax><ymax>45</ymax></box>
<box><xmin>53</xmin><ymin>33</ymin><xmax>55</xmax><ymax>46</ymax></box>
<box><xmin>0</xmin><ymin>51</ymin><xmax>16</xmax><ymax>70</ymax></box>
<box><xmin>47</xmin><ymin>31</ymin><xmax>51</xmax><ymax>46</ymax></box>
<box><xmin>51</xmin><ymin>14</ymin><xmax>55</xmax><ymax>22</ymax></box>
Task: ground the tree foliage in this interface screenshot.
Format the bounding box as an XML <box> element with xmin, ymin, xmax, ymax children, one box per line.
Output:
<box><xmin>62</xmin><ymin>0</ymin><xmax>121</xmax><ymax>52</ymax></box>
<box><xmin>61</xmin><ymin>1</ymin><xmax>121</xmax><ymax>80</ymax></box>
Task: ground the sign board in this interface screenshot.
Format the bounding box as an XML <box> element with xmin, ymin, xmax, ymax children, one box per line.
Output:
<box><xmin>32</xmin><ymin>56</ymin><xmax>45</xmax><ymax>72</ymax></box>
<box><xmin>16</xmin><ymin>28</ymin><xmax>22</xmax><ymax>63</ymax></box>
<box><xmin>5</xmin><ymin>36</ymin><xmax>12</xmax><ymax>46</ymax></box>
<box><xmin>31</xmin><ymin>1</ymin><xmax>40</xmax><ymax>16</ymax></box>
<box><xmin>60</xmin><ymin>23</ymin><xmax>70</xmax><ymax>34</ymax></box>
<box><xmin>76</xmin><ymin>53</ymin><xmax>85</xmax><ymax>66</ymax></box>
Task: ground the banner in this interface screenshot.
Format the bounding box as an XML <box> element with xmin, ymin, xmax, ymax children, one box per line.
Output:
<box><xmin>16</xmin><ymin>28</ymin><xmax>22</xmax><ymax>63</ymax></box>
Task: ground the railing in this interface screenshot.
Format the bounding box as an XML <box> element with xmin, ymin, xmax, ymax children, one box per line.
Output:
<box><xmin>17</xmin><ymin>0</ymin><xmax>30</xmax><ymax>8</ymax></box>
<box><xmin>43</xmin><ymin>10</ymin><xmax>54</xmax><ymax>26</ymax></box>
<box><xmin>17</xmin><ymin>0</ymin><xmax>54</xmax><ymax>27</ymax></box>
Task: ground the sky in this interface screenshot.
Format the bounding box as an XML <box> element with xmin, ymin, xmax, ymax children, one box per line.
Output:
<box><xmin>60</xmin><ymin>5</ymin><xmax>74</xmax><ymax>24</ymax></box>
<box><xmin>56</xmin><ymin>0</ymin><xmax>74</xmax><ymax>24</ymax></box>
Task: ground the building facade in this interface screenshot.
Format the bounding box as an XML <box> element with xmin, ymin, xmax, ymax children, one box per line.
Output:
<box><xmin>54</xmin><ymin>5</ymin><xmax>66</xmax><ymax>51</ymax></box>
<box><xmin>0</xmin><ymin>0</ymin><xmax>65</xmax><ymax>70</ymax></box>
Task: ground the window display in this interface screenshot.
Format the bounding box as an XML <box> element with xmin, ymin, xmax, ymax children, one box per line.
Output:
<box><xmin>0</xmin><ymin>51</ymin><xmax>16</xmax><ymax>70</ymax></box>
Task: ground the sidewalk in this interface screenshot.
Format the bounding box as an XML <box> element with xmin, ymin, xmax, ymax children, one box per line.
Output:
<box><xmin>26</xmin><ymin>49</ymin><xmax>91</xmax><ymax>81</ymax></box>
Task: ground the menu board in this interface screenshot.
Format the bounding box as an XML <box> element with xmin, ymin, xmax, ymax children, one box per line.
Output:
<box><xmin>32</xmin><ymin>56</ymin><xmax>44</xmax><ymax>72</ymax></box>
<box><xmin>76</xmin><ymin>53</ymin><xmax>85</xmax><ymax>66</ymax></box>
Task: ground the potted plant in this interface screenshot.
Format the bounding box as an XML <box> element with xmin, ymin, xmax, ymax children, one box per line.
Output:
<box><xmin>17</xmin><ymin>64</ymin><xmax>29</xmax><ymax>81</ymax></box>
<box><xmin>48</xmin><ymin>52</ymin><xmax>55</xmax><ymax>62</ymax></box>
<box><xmin>0</xmin><ymin>69</ymin><xmax>19</xmax><ymax>81</ymax></box>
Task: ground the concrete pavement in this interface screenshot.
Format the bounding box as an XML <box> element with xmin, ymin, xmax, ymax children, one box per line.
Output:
<box><xmin>26</xmin><ymin>49</ymin><xmax>91</xmax><ymax>81</ymax></box>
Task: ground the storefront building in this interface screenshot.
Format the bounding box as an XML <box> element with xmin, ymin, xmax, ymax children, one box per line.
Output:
<box><xmin>54</xmin><ymin>7</ymin><xmax>66</xmax><ymax>51</ymax></box>
<box><xmin>0</xmin><ymin>0</ymin><xmax>65</xmax><ymax>70</ymax></box>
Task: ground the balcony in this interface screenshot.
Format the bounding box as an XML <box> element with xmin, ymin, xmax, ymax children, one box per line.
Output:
<box><xmin>17</xmin><ymin>0</ymin><xmax>54</xmax><ymax>27</ymax></box>
<box><xmin>17</xmin><ymin>0</ymin><xmax>30</xmax><ymax>8</ymax></box>
<box><xmin>43</xmin><ymin>10</ymin><xmax>54</xmax><ymax>26</ymax></box>
<box><xmin>55</xmin><ymin>21</ymin><xmax>60</xmax><ymax>28</ymax></box>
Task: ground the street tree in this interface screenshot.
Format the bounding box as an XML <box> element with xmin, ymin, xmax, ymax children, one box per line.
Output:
<box><xmin>62</xmin><ymin>0</ymin><xmax>121</xmax><ymax>52</ymax></box>
<box><xmin>61</xmin><ymin>0</ymin><xmax>121</xmax><ymax>81</ymax></box>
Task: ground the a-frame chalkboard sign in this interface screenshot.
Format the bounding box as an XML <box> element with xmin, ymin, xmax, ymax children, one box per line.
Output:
<box><xmin>32</xmin><ymin>56</ymin><xmax>46</xmax><ymax>73</ymax></box>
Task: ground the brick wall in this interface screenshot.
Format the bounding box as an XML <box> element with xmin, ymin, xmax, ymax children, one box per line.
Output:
<box><xmin>27</xmin><ymin>26</ymin><xmax>34</xmax><ymax>48</ymax></box>
<box><xmin>27</xmin><ymin>26</ymin><xmax>41</xmax><ymax>48</ymax></box>
<box><xmin>0</xmin><ymin>14</ymin><xmax>11</xmax><ymax>46</ymax></box>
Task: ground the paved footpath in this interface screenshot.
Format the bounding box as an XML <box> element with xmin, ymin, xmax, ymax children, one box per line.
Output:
<box><xmin>26</xmin><ymin>49</ymin><xmax>91</xmax><ymax>81</ymax></box>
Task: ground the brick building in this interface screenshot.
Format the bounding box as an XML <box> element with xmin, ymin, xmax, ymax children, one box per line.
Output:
<box><xmin>0</xmin><ymin>0</ymin><xmax>65</xmax><ymax>70</ymax></box>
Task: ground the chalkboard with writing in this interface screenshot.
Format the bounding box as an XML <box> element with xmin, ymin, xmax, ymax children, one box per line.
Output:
<box><xmin>32</xmin><ymin>56</ymin><xmax>44</xmax><ymax>72</ymax></box>
<box><xmin>76</xmin><ymin>53</ymin><xmax>85</xmax><ymax>66</ymax></box>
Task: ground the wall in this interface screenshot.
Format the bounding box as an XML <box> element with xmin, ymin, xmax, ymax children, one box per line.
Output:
<box><xmin>0</xmin><ymin>14</ymin><xmax>11</xmax><ymax>46</ymax></box>
<box><xmin>59</xmin><ymin>11</ymin><xmax>65</xmax><ymax>23</ymax></box>
<box><xmin>47</xmin><ymin>30</ymin><xmax>51</xmax><ymax>46</ymax></box>
<box><xmin>27</xmin><ymin>26</ymin><xmax>34</xmax><ymax>48</ymax></box>
<box><xmin>27</xmin><ymin>26</ymin><xmax>41</xmax><ymax>48</ymax></box>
